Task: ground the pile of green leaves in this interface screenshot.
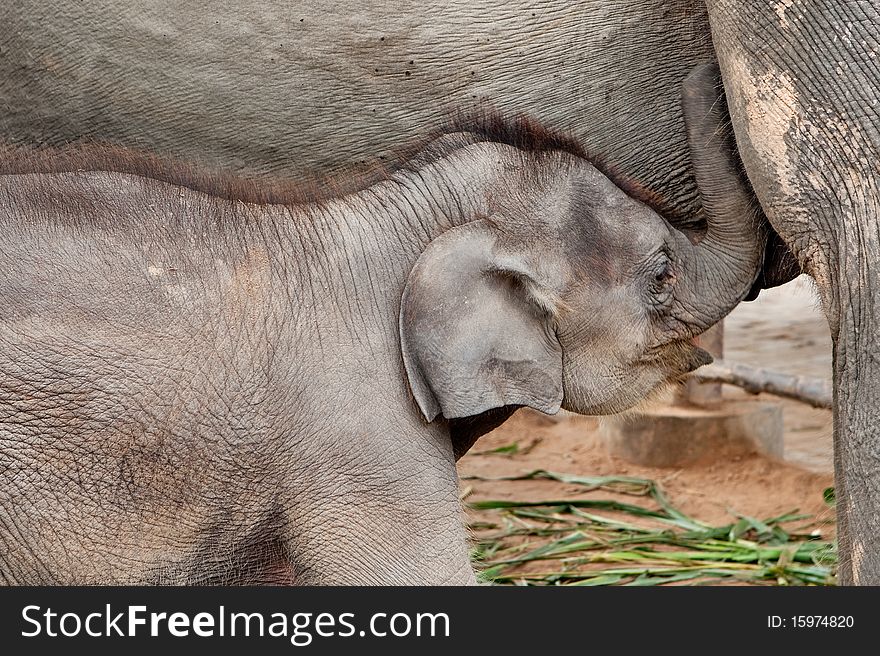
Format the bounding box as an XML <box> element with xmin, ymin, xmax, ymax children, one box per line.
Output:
<box><xmin>467</xmin><ymin>471</ymin><xmax>836</xmax><ymax>586</ymax></box>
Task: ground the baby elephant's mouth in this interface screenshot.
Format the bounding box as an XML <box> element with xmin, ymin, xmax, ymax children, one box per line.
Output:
<box><xmin>682</xmin><ymin>344</ymin><xmax>713</xmax><ymax>373</ymax></box>
<box><xmin>642</xmin><ymin>340</ymin><xmax>713</xmax><ymax>377</ymax></box>
<box><xmin>655</xmin><ymin>341</ymin><xmax>714</xmax><ymax>380</ymax></box>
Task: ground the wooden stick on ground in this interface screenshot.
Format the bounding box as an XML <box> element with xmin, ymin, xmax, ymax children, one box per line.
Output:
<box><xmin>693</xmin><ymin>359</ymin><xmax>832</xmax><ymax>409</ymax></box>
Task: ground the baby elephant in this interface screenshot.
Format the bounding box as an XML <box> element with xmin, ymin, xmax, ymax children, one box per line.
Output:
<box><xmin>0</xmin><ymin>66</ymin><xmax>762</xmax><ymax>584</ymax></box>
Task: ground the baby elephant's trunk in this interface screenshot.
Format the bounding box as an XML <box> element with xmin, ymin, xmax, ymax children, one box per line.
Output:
<box><xmin>667</xmin><ymin>62</ymin><xmax>767</xmax><ymax>336</ymax></box>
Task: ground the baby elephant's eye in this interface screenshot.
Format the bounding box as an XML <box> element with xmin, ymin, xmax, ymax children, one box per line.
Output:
<box><xmin>653</xmin><ymin>262</ymin><xmax>674</xmax><ymax>286</ymax></box>
<box><xmin>650</xmin><ymin>258</ymin><xmax>676</xmax><ymax>303</ymax></box>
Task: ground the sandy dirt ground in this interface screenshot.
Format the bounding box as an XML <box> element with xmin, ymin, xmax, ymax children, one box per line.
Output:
<box><xmin>723</xmin><ymin>276</ymin><xmax>833</xmax><ymax>473</ymax></box>
<box><xmin>458</xmin><ymin>276</ymin><xmax>837</xmax><ymax>576</ymax></box>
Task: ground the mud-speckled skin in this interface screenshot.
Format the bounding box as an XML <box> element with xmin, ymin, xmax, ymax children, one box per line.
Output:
<box><xmin>0</xmin><ymin>80</ymin><xmax>762</xmax><ymax>584</ymax></box>
<box><xmin>706</xmin><ymin>0</ymin><xmax>880</xmax><ymax>584</ymax></box>
<box><xmin>0</xmin><ymin>0</ymin><xmax>714</xmax><ymax>227</ymax></box>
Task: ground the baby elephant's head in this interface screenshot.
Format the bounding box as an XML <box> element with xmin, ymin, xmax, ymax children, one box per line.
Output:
<box><xmin>400</xmin><ymin>79</ymin><xmax>764</xmax><ymax>420</ymax></box>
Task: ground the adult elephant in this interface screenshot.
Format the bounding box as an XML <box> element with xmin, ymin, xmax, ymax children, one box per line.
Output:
<box><xmin>1</xmin><ymin>1</ymin><xmax>798</xmax><ymax>276</ymax></box>
<box><xmin>705</xmin><ymin>0</ymin><xmax>880</xmax><ymax>585</ymax></box>
<box><xmin>1</xmin><ymin>1</ymin><xmax>721</xmax><ymax>228</ymax></box>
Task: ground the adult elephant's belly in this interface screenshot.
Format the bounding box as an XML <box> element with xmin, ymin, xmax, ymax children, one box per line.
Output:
<box><xmin>0</xmin><ymin>0</ymin><xmax>713</xmax><ymax>226</ymax></box>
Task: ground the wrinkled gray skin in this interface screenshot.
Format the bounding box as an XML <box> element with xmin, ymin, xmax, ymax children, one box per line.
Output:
<box><xmin>0</xmin><ymin>73</ymin><xmax>760</xmax><ymax>584</ymax></box>
<box><xmin>0</xmin><ymin>0</ymin><xmax>714</xmax><ymax>230</ymax></box>
<box><xmin>705</xmin><ymin>0</ymin><xmax>880</xmax><ymax>585</ymax></box>
<box><xmin>2</xmin><ymin>2</ymin><xmax>802</xmax><ymax>291</ymax></box>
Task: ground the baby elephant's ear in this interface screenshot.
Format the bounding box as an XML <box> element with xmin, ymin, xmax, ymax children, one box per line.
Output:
<box><xmin>399</xmin><ymin>220</ymin><xmax>563</xmax><ymax>422</ymax></box>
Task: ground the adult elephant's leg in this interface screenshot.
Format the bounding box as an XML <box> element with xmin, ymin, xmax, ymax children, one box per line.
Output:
<box><xmin>706</xmin><ymin>0</ymin><xmax>880</xmax><ymax>584</ymax></box>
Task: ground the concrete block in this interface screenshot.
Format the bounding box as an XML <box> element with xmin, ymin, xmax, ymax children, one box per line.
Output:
<box><xmin>599</xmin><ymin>399</ymin><xmax>783</xmax><ymax>467</ymax></box>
